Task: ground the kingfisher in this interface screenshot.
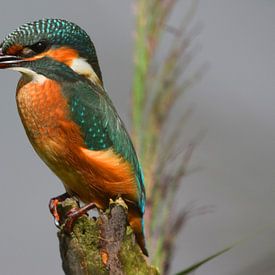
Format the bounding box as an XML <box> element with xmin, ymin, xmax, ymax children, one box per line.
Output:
<box><xmin>0</xmin><ymin>18</ymin><xmax>148</xmax><ymax>256</ymax></box>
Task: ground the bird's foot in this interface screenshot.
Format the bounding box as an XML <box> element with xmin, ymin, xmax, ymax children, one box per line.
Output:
<box><xmin>63</xmin><ymin>202</ymin><xmax>96</xmax><ymax>234</ymax></box>
<box><xmin>49</xmin><ymin>192</ymin><xmax>71</xmax><ymax>227</ymax></box>
<box><xmin>63</xmin><ymin>207</ymin><xmax>82</xmax><ymax>233</ymax></box>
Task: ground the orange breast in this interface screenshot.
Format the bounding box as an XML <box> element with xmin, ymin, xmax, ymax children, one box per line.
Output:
<box><xmin>17</xmin><ymin>77</ymin><xmax>87</xmax><ymax>191</ymax></box>
<box><xmin>16</xmin><ymin>77</ymin><xmax>83</xmax><ymax>158</ymax></box>
<box><xmin>16</xmin><ymin>77</ymin><xmax>137</xmax><ymax>207</ymax></box>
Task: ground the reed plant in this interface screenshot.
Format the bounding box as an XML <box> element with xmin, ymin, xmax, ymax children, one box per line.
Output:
<box><xmin>131</xmin><ymin>0</ymin><xmax>206</xmax><ymax>273</ymax></box>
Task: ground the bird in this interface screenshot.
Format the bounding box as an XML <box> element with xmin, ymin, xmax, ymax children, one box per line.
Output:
<box><xmin>0</xmin><ymin>18</ymin><xmax>148</xmax><ymax>256</ymax></box>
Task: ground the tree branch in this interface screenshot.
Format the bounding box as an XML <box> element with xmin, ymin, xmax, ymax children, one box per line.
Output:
<box><xmin>56</xmin><ymin>198</ymin><xmax>159</xmax><ymax>275</ymax></box>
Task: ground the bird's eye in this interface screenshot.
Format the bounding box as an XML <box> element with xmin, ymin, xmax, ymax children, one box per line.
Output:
<box><xmin>29</xmin><ymin>40</ymin><xmax>49</xmax><ymax>54</ymax></box>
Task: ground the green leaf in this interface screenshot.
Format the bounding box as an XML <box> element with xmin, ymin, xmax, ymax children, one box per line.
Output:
<box><xmin>175</xmin><ymin>246</ymin><xmax>233</xmax><ymax>275</ymax></box>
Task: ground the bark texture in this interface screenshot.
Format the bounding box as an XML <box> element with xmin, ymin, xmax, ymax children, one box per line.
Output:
<box><xmin>57</xmin><ymin>198</ymin><xmax>159</xmax><ymax>275</ymax></box>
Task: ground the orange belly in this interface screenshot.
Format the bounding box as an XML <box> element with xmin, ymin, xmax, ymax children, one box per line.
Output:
<box><xmin>16</xmin><ymin>77</ymin><xmax>138</xmax><ymax>208</ymax></box>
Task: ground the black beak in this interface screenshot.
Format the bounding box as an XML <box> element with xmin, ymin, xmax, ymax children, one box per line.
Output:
<box><xmin>0</xmin><ymin>48</ymin><xmax>24</xmax><ymax>68</ymax></box>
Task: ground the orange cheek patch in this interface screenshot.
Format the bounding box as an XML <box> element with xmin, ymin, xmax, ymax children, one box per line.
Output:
<box><xmin>7</xmin><ymin>44</ymin><xmax>23</xmax><ymax>55</ymax></box>
<box><xmin>26</xmin><ymin>47</ymin><xmax>78</xmax><ymax>66</ymax></box>
<box><xmin>46</xmin><ymin>47</ymin><xmax>78</xmax><ymax>66</ymax></box>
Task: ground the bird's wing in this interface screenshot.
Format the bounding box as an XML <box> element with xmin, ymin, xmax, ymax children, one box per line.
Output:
<box><xmin>63</xmin><ymin>80</ymin><xmax>145</xmax><ymax>214</ymax></box>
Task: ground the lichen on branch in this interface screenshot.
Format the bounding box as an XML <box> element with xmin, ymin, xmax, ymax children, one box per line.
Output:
<box><xmin>57</xmin><ymin>198</ymin><xmax>159</xmax><ymax>275</ymax></box>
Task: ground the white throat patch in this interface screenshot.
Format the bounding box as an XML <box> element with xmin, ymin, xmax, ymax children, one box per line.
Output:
<box><xmin>9</xmin><ymin>58</ymin><xmax>101</xmax><ymax>86</ymax></box>
<box><xmin>70</xmin><ymin>57</ymin><xmax>102</xmax><ymax>86</ymax></box>
<box><xmin>10</xmin><ymin>67</ymin><xmax>47</xmax><ymax>84</ymax></box>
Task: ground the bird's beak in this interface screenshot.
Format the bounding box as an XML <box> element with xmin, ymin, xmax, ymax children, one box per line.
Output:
<box><xmin>0</xmin><ymin>48</ymin><xmax>24</xmax><ymax>69</ymax></box>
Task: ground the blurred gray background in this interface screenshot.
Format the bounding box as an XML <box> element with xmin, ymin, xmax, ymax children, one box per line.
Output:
<box><xmin>0</xmin><ymin>1</ymin><xmax>274</xmax><ymax>274</ymax></box>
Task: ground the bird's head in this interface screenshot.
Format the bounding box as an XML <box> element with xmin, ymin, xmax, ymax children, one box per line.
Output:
<box><xmin>0</xmin><ymin>18</ymin><xmax>103</xmax><ymax>85</ymax></box>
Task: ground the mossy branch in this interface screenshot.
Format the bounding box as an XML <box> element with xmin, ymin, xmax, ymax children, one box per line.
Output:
<box><xmin>56</xmin><ymin>198</ymin><xmax>159</xmax><ymax>275</ymax></box>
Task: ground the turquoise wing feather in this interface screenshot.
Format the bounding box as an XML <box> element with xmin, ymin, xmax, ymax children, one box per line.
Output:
<box><xmin>62</xmin><ymin>80</ymin><xmax>146</xmax><ymax>214</ymax></box>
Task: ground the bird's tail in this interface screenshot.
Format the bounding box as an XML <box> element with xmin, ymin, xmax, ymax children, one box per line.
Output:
<box><xmin>128</xmin><ymin>210</ymin><xmax>149</xmax><ymax>256</ymax></box>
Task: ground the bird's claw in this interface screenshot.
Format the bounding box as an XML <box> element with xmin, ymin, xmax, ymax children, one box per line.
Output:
<box><xmin>49</xmin><ymin>195</ymin><xmax>95</xmax><ymax>233</ymax></box>
<box><xmin>49</xmin><ymin>193</ymin><xmax>71</xmax><ymax>228</ymax></box>
<box><xmin>49</xmin><ymin>198</ymin><xmax>61</xmax><ymax>228</ymax></box>
<box><xmin>63</xmin><ymin>208</ymin><xmax>80</xmax><ymax>233</ymax></box>
<box><xmin>63</xmin><ymin>203</ymin><xmax>94</xmax><ymax>233</ymax></box>
<box><xmin>49</xmin><ymin>198</ymin><xmax>80</xmax><ymax>232</ymax></box>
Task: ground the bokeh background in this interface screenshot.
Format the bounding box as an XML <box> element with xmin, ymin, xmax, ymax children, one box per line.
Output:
<box><xmin>0</xmin><ymin>1</ymin><xmax>274</xmax><ymax>274</ymax></box>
